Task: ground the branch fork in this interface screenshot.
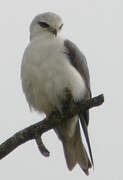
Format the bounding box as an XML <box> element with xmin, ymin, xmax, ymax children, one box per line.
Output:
<box><xmin>0</xmin><ymin>94</ymin><xmax>104</xmax><ymax>160</ymax></box>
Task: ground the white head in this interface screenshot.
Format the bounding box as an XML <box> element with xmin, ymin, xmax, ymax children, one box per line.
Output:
<box><xmin>30</xmin><ymin>12</ymin><xmax>64</xmax><ymax>40</ymax></box>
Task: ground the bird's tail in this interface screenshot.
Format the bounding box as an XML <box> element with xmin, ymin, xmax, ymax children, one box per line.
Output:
<box><xmin>55</xmin><ymin>119</ymin><xmax>92</xmax><ymax>175</ymax></box>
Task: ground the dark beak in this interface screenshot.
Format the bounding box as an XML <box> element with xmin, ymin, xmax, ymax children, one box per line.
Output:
<box><xmin>52</xmin><ymin>29</ymin><xmax>57</xmax><ymax>36</ymax></box>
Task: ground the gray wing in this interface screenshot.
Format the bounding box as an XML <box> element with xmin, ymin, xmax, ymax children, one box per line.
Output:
<box><xmin>64</xmin><ymin>40</ymin><xmax>94</xmax><ymax>166</ymax></box>
<box><xmin>64</xmin><ymin>39</ymin><xmax>91</xmax><ymax>95</ymax></box>
<box><xmin>64</xmin><ymin>39</ymin><xmax>91</xmax><ymax>124</ymax></box>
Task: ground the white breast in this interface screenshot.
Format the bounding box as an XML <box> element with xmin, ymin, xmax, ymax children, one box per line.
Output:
<box><xmin>21</xmin><ymin>36</ymin><xmax>86</xmax><ymax>114</ymax></box>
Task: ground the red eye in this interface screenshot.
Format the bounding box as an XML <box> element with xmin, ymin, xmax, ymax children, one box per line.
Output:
<box><xmin>38</xmin><ymin>21</ymin><xmax>50</xmax><ymax>28</ymax></box>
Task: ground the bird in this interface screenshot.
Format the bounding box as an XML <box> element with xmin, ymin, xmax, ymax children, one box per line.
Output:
<box><xmin>21</xmin><ymin>12</ymin><xmax>93</xmax><ymax>175</ymax></box>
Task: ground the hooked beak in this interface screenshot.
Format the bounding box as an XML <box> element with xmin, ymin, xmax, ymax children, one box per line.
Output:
<box><xmin>52</xmin><ymin>29</ymin><xmax>57</xmax><ymax>36</ymax></box>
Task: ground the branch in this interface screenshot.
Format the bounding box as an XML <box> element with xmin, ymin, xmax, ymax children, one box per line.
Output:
<box><xmin>0</xmin><ymin>94</ymin><xmax>104</xmax><ymax>160</ymax></box>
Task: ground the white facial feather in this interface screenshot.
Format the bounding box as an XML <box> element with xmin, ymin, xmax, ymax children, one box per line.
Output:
<box><xmin>30</xmin><ymin>12</ymin><xmax>63</xmax><ymax>40</ymax></box>
<box><xmin>21</xmin><ymin>12</ymin><xmax>86</xmax><ymax>114</ymax></box>
<box><xmin>21</xmin><ymin>13</ymin><xmax>92</xmax><ymax>172</ymax></box>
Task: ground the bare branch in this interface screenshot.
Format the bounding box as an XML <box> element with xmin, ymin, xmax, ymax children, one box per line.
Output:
<box><xmin>0</xmin><ymin>94</ymin><xmax>104</xmax><ymax>160</ymax></box>
<box><xmin>35</xmin><ymin>134</ymin><xmax>50</xmax><ymax>157</ymax></box>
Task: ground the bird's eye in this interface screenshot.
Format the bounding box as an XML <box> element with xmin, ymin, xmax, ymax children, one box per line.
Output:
<box><xmin>59</xmin><ymin>24</ymin><xmax>63</xmax><ymax>30</ymax></box>
<box><xmin>38</xmin><ymin>21</ymin><xmax>50</xmax><ymax>28</ymax></box>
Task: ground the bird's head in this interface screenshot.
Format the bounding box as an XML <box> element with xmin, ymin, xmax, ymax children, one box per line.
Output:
<box><xmin>30</xmin><ymin>12</ymin><xmax>64</xmax><ymax>40</ymax></box>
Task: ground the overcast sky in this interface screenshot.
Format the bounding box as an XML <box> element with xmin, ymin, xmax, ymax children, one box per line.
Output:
<box><xmin>0</xmin><ymin>0</ymin><xmax>123</xmax><ymax>179</ymax></box>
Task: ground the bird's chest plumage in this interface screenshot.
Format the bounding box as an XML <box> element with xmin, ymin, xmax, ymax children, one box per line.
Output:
<box><xmin>21</xmin><ymin>37</ymin><xmax>86</xmax><ymax>114</ymax></box>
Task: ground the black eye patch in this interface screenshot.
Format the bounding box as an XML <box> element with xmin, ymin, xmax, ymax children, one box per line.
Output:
<box><xmin>38</xmin><ymin>21</ymin><xmax>50</xmax><ymax>28</ymax></box>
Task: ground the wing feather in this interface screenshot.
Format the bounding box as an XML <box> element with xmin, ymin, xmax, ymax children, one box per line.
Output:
<box><xmin>64</xmin><ymin>39</ymin><xmax>94</xmax><ymax>166</ymax></box>
<box><xmin>64</xmin><ymin>40</ymin><xmax>91</xmax><ymax>93</ymax></box>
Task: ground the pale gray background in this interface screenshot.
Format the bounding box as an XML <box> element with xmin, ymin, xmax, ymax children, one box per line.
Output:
<box><xmin>0</xmin><ymin>0</ymin><xmax>122</xmax><ymax>179</ymax></box>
